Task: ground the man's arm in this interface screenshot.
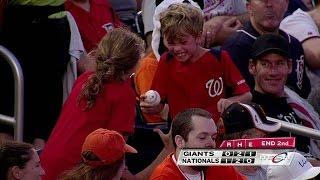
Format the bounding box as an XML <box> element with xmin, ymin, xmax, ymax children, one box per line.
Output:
<box><xmin>214</xmin><ymin>17</ymin><xmax>242</xmax><ymax>46</ymax></box>
<box><xmin>302</xmin><ymin>37</ymin><xmax>320</xmax><ymax>69</ymax></box>
<box><xmin>217</xmin><ymin>92</ymin><xmax>252</xmax><ymax>113</ymax></box>
<box><xmin>202</xmin><ymin>16</ymin><xmax>241</xmax><ymax>47</ymax></box>
<box><xmin>201</xmin><ymin>12</ymin><xmax>249</xmax><ymax>47</ymax></box>
<box><xmin>280</xmin><ymin>7</ymin><xmax>320</xmax><ymax>70</ymax></box>
<box><xmin>121</xmin><ymin>148</ymin><xmax>170</xmax><ymax>180</ymax></box>
<box><xmin>122</xmin><ymin>129</ymin><xmax>174</xmax><ymax>180</ymax></box>
<box><xmin>134</xmin><ymin>148</ymin><xmax>171</xmax><ymax>179</ymax></box>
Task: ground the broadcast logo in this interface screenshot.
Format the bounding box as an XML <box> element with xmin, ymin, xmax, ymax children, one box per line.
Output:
<box><xmin>272</xmin><ymin>152</ymin><xmax>288</xmax><ymax>163</ymax></box>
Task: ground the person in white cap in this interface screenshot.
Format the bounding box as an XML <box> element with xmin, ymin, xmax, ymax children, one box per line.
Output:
<box><xmin>267</xmin><ymin>151</ymin><xmax>320</xmax><ymax>180</ymax></box>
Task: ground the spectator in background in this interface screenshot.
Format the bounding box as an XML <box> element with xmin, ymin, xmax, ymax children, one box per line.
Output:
<box><xmin>202</xmin><ymin>0</ymin><xmax>314</xmax><ymax>47</ymax></box>
<box><xmin>281</xmin><ymin>2</ymin><xmax>320</xmax><ymax>72</ymax></box>
<box><xmin>145</xmin><ymin>0</ymin><xmax>248</xmax><ymax>50</ymax></box>
<box><xmin>40</xmin><ymin>29</ymin><xmax>144</xmax><ymax>180</ymax></box>
<box><xmin>60</xmin><ymin>128</ymin><xmax>137</xmax><ymax>180</ymax></box>
<box><xmin>150</xmin><ymin>108</ymin><xmax>245</xmax><ymax>180</ymax></box>
<box><xmin>0</xmin><ymin>0</ymin><xmax>71</xmax><ymax>148</ymax></box>
<box><xmin>267</xmin><ymin>151</ymin><xmax>320</xmax><ymax>180</ymax></box>
<box><xmin>249</xmin><ymin>34</ymin><xmax>320</xmax><ymax>157</ymax></box>
<box><xmin>65</xmin><ymin>0</ymin><xmax>121</xmax><ymax>52</ymax></box>
<box><xmin>108</xmin><ymin>0</ymin><xmax>139</xmax><ymax>33</ymax></box>
<box><xmin>280</xmin><ymin>1</ymin><xmax>320</xmax><ymax>116</ymax></box>
<box><xmin>222</xmin><ymin>0</ymin><xmax>311</xmax><ymax>99</ymax></box>
<box><xmin>219</xmin><ymin>102</ymin><xmax>282</xmax><ymax>180</ymax></box>
<box><xmin>0</xmin><ymin>141</ymin><xmax>45</xmax><ymax>180</ymax></box>
<box><xmin>141</xmin><ymin>3</ymin><xmax>251</xmax><ymax>122</ymax></box>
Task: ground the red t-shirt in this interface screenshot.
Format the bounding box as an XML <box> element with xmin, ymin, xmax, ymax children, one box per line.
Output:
<box><xmin>150</xmin><ymin>154</ymin><xmax>246</xmax><ymax>180</ymax></box>
<box><xmin>65</xmin><ymin>0</ymin><xmax>121</xmax><ymax>52</ymax></box>
<box><xmin>152</xmin><ymin>50</ymin><xmax>249</xmax><ymax>121</ymax></box>
<box><xmin>40</xmin><ymin>72</ymin><xmax>136</xmax><ymax>180</ymax></box>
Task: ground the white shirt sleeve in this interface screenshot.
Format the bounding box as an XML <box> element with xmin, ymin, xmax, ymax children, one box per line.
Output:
<box><xmin>280</xmin><ymin>8</ymin><xmax>320</xmax><ymax>42</ymax></box>
<box><xmin>142</xmin><ymin>0</ymin><xmax>156</xmax><ymax>34</ymax></box>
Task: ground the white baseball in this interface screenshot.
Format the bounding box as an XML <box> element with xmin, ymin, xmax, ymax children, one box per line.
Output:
<box><xmin>144</xmin><ymin>90</ymin><xmax>161</xmax><ymax>106</ymax></box>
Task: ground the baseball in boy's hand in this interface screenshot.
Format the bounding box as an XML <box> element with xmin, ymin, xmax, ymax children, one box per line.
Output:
<box><xmin>144</xmin><ymin>90</ymin><xmax>161</xmax><ymax>106</ymax></box>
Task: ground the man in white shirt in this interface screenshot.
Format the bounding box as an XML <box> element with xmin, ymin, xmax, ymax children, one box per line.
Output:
<box><xmin>280</xmin><ymin>3</ymin><xmax>320</xmax><ymax>71</ymax></box>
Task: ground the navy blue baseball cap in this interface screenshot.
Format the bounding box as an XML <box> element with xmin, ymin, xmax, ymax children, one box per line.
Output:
<box><xmin>251</xmin><ymin>34</ymin><xmax>290</xmax><ymax>60</ymax></box>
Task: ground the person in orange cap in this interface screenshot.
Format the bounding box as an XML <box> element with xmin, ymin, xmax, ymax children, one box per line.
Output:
<box><xmin>60</xmin><ymin>128</ymin><xmax>137</xmax><ymax>180</ymax></box>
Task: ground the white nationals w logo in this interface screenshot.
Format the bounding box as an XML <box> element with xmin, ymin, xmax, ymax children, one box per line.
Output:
<box><xmin>206</xmin><ymin>77</ymin><xmax>223</xmax><ymax>97</ymax></box>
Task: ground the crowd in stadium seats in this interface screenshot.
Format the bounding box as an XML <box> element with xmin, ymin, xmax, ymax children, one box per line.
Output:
<box><xmin>1</xmin><ymin>0</ymin><xmax>320</xmax><ymax>179</ymax></box>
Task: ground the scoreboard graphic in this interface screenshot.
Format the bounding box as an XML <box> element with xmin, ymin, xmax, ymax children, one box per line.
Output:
<box><xmin>177</xmin><ymin>137</ymin><xmax>296</xmax><ymax>166</ymax></box>
<box><xmin>177</xmin><ymin>149</ymin><xmax>293</xmax><ymax>166</ymax></box>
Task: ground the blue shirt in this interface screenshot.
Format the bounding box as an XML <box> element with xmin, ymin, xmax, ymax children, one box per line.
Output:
<box><xmin>222</xmin><ymin>22</ymin><xmax>311</xmax><ymax>98</ymax></box>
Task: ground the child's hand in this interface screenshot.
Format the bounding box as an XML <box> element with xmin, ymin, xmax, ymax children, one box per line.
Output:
<box><xmin>217</xmin><ymin>98</ymin><xmax>233</xmax><ymax>113</ymax></box>
<box><xmin>140</xmin><ymin>102</ymin><xmax>164</xmax><ymax>114</ymax></box>
<box><xmin>140</xmin><ymin>94</ymin><xmax>164</xmax><ymax>114</ymax></box>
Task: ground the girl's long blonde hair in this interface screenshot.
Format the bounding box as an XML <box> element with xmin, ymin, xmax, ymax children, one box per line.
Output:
<box><xmin>78</xmin><ymin>28</ymin><xmax>145</xmax><ymax>110</ymax></box>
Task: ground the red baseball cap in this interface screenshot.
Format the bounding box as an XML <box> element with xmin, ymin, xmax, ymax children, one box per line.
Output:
<box><xmin>81</xmin><ymin>128</ymin><xmax>137</xmax><ymax>167</ymax></box>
